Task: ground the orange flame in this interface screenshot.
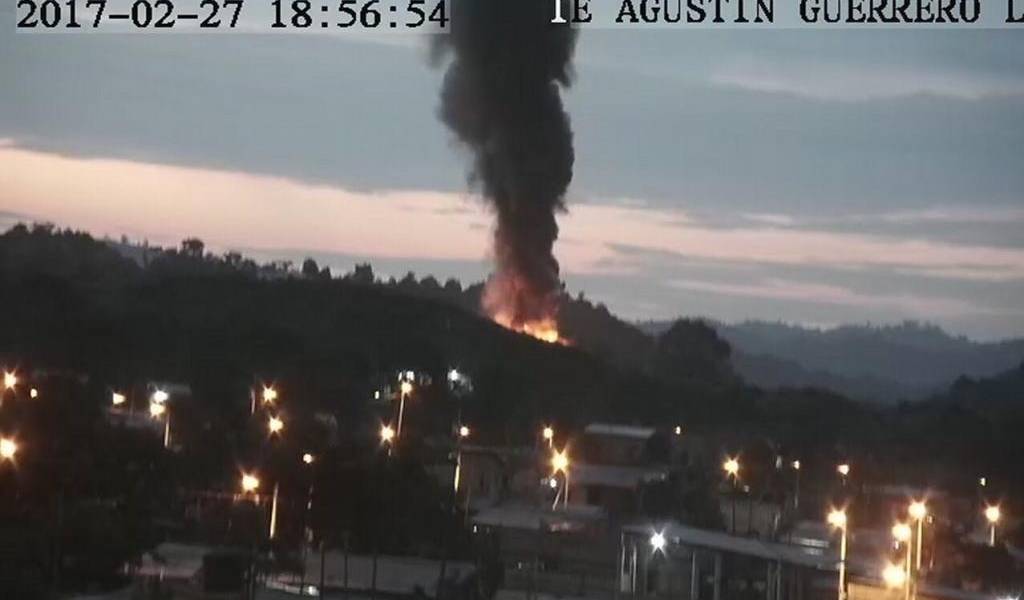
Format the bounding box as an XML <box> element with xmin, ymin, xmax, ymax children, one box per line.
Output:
<box><xmin>483</xmin><ymin>273</ymin><xmax>566</xmax><ymax>344</ymax></box>
<box><xmin>491</xmin><ymin>312</ymin><xmax>562</xmax><ymax>344</ymax></box>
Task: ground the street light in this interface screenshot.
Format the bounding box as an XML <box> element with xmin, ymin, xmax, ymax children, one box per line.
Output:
<box><xmin>152</xmin><ymin>389</ymin><xmax>169</xmax><ymax>404</ymax></box>
<box><xmin>883</xmin><ymin>563</ymin><xmax>907</xmax><ymax>588</ymax></box>
<box><xmin>459</xmin><ymin>425</ymin><xmax>470</xmax><ymax>438</ymax></box>
<box><xmin>542</xmin><ymin>426</ymin><xmax>554</xmax><ymax>449</ymax></box>
<box><xmin>302</xmin><ymin>453</ymin><xmax>315</xmax><ymax>465</ymax></box>
<box><xmin>828</xmin><ymin>508</ymin><xmax>848</xmax><ymax>600</ymax></box>
<box><xmin>892</xmin><ymin>522</ymin><xmax>913</xmax><ymax>600</ymax></box>
<box><xmin>909</xmin><ymin>501</ymin><xmax>927</xmax><ymax>571</ymax></box>
<box><xmin>551</xmin><ymin>448</ymin><xmax>570</xmax><ymax>510</ymax></box>
<box><xmin>268</xmin><ymin>415</ymin><xmax>284</xmax><ymax>436</ymax></box>
<box><xmin>397</xmin><ymin>380</ymin><xmax>413</xmax><ymax>438</ymax></box>
<box><xmin>262</xmin><ymin>386</ymin><xmax>277</xmax><ymax>404</ymax></box>
<box><xmin>29</xmin><ymin>388</ymin><xmax>38</xmax><ymax>399</ymax></box>
<box><xmin>837</xmin><ymin>463</ymin><xmax>850</xmax><ymax>477</ymax></box>
<box><xmin>112</xmin><ymin>392</ymin><xmax>126</xmax><ymax>406</ymax></box>
<box><xmin>241</xmin><ymin>473</ymin><xmax>260</xmax><ymax>494</ymax></box>
<box><xmin>380</xmin><ymin>423</ymin><xmax>395</xmax><ymax>444</ymax></box>
<box><xmin>674</xmin><ymin>425</ymin><xmax>682</xmax><ymax>436</ymax></box>
<box><xmin>985</xmin><ymin>505</ymin><xmax>1001</xmax><ymax>547</ymax></box>
<box><xmin>792</xmin><ymin>460</ymin><xmax>802</xmax><ymax>509</ymax></box>
<box><xmin>0</xmin><ymin>437</ymin><xmax>18</xmax><ymax>461</ymax></box>
<box><xmin>149</xmin><ymin>401</ymin><xmax>170</xmax><ymax>448</ymax></box>
<box><xmin>723</xmin><ymin>457</ymin><xmax>740</xmax><ymax>533</ymax></box>
<box><xmin>3</xmin><ymin>371</ymin><xmax>17</xmax><ymax>391</ymax></box>
<box><xmin>650</xmin><ymin>531</ymin><xmax>666</xmax><ymax>553</ymax></box>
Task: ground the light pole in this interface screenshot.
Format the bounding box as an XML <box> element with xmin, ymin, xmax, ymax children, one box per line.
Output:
<box><xmin>551</xmin><ymin>448</ymin><xmax>570</xmax><ymax>510</ymax></box>
<box><xmin>149</xmin><ymin>400</ymin><xmax>170</xmax><ymax>448</ymax></box>
<box><xmin>269</xmin><ymin>482</ymin><xmax>280</xmax><ymax>539</ymax></box>
<box><xmin>828</xmin><ymin>508</ymin><xmax>848</xmax><ymax>600</ymax></box>
<box><xmin>892</xmin><ymin>523</ymin><xmax>912</xmax><ymax>600</ymax></box>
<box><xmin>985</xmin><ymin>505</ymin><xmax>1001</xmax><ymax>547</ymax></box>
<box><xmin>791</xmin><ymin>460</ymin><xmax>801</xmax><ymax>510</ymax></box>
<box><xmin>454</xmin><ymin>425</ymin><xmax>470</xmax><ymax>494</ymax></box>
<box><xmin>909</xmin><ymin>501</ymin><xmax>927</xmax><ymax>571</ymax></box>
<box><xmin>397</xmin><ymin>380</ymin><xmax>413</xmax><ymax>439</ymax></box>
<box><xmin>723</xmin><ymin>457</ymin><xmax>740</xmax><ymax>533</ymax></box>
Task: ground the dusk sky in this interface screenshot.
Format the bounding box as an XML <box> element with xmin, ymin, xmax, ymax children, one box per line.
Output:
<box><xmin>2</xmin><ymin>8</ymin><xmax>1023</xmax><ymax>340</ymax></box>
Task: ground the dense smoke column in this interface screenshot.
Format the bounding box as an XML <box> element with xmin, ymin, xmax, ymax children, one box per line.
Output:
<box><xmin>435</xmin><ymin>0</ymin><xmax>577</xmax><ymax>327</ymax></box>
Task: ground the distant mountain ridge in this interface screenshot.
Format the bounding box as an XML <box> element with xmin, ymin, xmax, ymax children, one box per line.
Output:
<box><xmin>638</xmin><ymin>319</ymin><xmax>1024</xmax><ymax>404</ymax></box>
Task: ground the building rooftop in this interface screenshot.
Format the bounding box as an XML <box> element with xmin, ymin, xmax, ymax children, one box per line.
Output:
<box><xmin>584</xmin><ymin>423</ymin><xmax>657</xmax><ymax>440</ymax></box>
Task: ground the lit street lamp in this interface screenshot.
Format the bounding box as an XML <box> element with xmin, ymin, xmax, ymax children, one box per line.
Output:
<box><xmin>828</xmin><ymin>508</ymin><xmax>848</xmax><ymax>600</ymax></box>
<box><xmin>650</xmin><ymin>531</ymin><xmax>666</xmax><ymax>553</ymax></box>
<box><xmin>112</xmin><ymin>392</ymin><xmax>126</xmax><ymax>407</ymax></box>
<box><xmin>985</xmin><ymin>505</ymin><xmax>1001</xmax><ymax>547</ymax></box>
<box><xmin>792</xmin><ymin>460</ymin><xmax>802</xmax><ymax>509</ymax></box>
<box><xmin>0</xmin><ymin>437</ymin><xmax>18</xmax><ymax>461</ymax></box>
<box><xmin>29</xmin><ymin>388</ymin><xmax>38</xmax><ymax>399</ymax></box>
<box><xmin>268</xmin><ymin>415</ymin><xmax>284</xmax><ymax>436</ymax></box>
<box><xmin>3</xmin><ymin>371</ymin><xmax>17</xmax><ymax>391</ymax></box>
<box><xmin>149</xmin><ymin>401</ymin><xmax>170</xmax><ymax>448</ymax></box>
<box><xmin>892</xmin><ymin>522</ymin><xmax>913</xmax><ymax>600</ymax></box>
<box><xmin>302</xmin><ymin>453</ymin><xmax>315</xmax><ymax>465</ymax></box>
<box><xmin>883</xmin><ymin>563</ymin><xmax>907</xmax><ymax>588</ymax></box>
<box><xmin>551</xmin><ymin>448</ymin><xmax>570</xmax><ymax>510</ymax></box>
<box><xmin>151</xmin><ymin>389</ymin><xmax>169</xmax><ymax>404</ymax></box>
<box><xmin>241</xmin><ymin>473</ymin><xmax>261</xmax><ymax>494</ymax></box>
<box><xmin>396</xmin><ymin>380</ymin><xmax>413</xmax><ymax>439</ymax></box>
<box><xmin>837</xmin><ymin>463</ymin><xmax>850</xmax><ymax>486</ymax></box>
<box><xmin>542</xmin><ymin>426</ymin><xmax>554</xmax><ymax>449</ymax></box>
<box><xmin>909</xmin><ymin>501</ymin><xmax>927</xmax><ymax>571</ymax></box>
<box><xmin>380</xmin><ymin>423</ymin><xmax>395</xmax><ymax>445</ymax></box>
<box><xmin>723</xmin><ymin>457</ymin><xmax>740</xmax><ymax>533</ymax></box>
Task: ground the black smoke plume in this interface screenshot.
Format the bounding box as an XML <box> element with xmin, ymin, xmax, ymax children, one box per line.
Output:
<box><xmin>434</xmin><ymin>0</ymin><xmax>577</xmax><ymax>329</ymax></box>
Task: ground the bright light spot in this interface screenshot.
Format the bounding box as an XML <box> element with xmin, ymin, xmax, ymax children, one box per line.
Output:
<box><xmin>149</xmin><ymin>402</ymin><xmax>166</xmax><ymax>418</ymax></box>
<box><xmin>29</xmin><ymin>388</ymin><xmax>38</xmax><ymax>399</ymax></box>
<box><xmin>792</xmin><ymin>460</ymin><xmax>801</xmax><ymax>471</ymax></box>
<box><xmin>0</xmin><ymin>437</ymin><xmax>18</xmax><ymax>460</ymax></box>
<box><xmin>837</xmin><ymin>463</ymin><xmax>850</xmax><ymax>477</ymax></box>
<box><xmin>674</xmin><ymin>425</ymin><xmax>682</xmax><ymax>436</ymax></box>
<box><xmin>405</xmin><ymin>370</ymin><xmax>415</xmax><ymax>381</ymax></box>
<box><xmin>723</xmin><ymin>457</ymin><xmax>740</xmax><ymax>477</ymax></box>
<box><xmin>909</xmin><ymin>501</ymin><xmax>927</xmax><ymax>521</ymax></box>
<box><xmin>112</xmin><ymin>392</ymin><xmax>126</xmax><ymax>406</ymax></box>
<box><xmin>827</xmin><ymin>508</ymin><xmax>847</xmax><ymax>529</ymax></box>
<box><xmin>380</xmin><ymin>424</ymin><xmax>395</xmax><ymax>443</ymax></box>
<box><xmin>302</xmin><ymin>453</ymin><xmax>315</xmax><ymax>465</ymax></box>
<box><xmin>650</xmin><ymin>531</ymin><xmax>666</xmax><ymax>551</ymax></box>
<box><xmin>374</xmin><ymin>390</ymin><xmax>380</xmax><ymax>400</ymax></box>
<box><xmin>241</xmin><ymin>473</ymin><xmax>260</xmax><ymax>493</ymax></box>
<box><xmin>548</xmin><ymin>477</ymin><xmax>558</xmax><ymax>489</ymax></box>
<box><xmin>262</xmin><ymin>386</ymin><xmax>277</xmax><ymax>403</ymax></box>
<box><xmin>268</xmin><ymin>416</ymin><xmax>284</xmax><ymax>435</ymax></box>
<box><xmin>551</xmin><ymin>448</ymin><xmax>569</xmax><ymax>473</ymax></box>
<box><xmin>985</xmin><ymin>505</ymin><xmax>1001</xmax><ymax>524</ymax></box>
<box><xmin>400</xmin><ymin>381</ymin><xmax>413</xmax><ymax>395</ymax></box>
<box><xmin>882</xmin><ymin>563</ymin><xmax>906</xmax><ymax>588</ymax></box>
<box><xmin>448</xmin><ymin>369</ymin><xmax>460</xmax><ymax>383</ymax></box>
<box><xmin>542</xmin><ymin>426</ymin><xmax>554</xmax><ymax>440</ymax></box>
<box><xmin>3</xmin><ymin>372</ymin><xmax>17</xmax><ymax>390</ymax></box>
<box><xmin>979</xmin><ymin>477</ymin><xmax>987</xmax><ymax>487</ymax></box>
<box><xmin>152</xmin><ymin>389</ymin><xmax>169</xmax><ymax>403</ymax></box>
<box><xmin>892</xmin><ymin>523</ymin><xmax>912</xmax><ymax>543</ymax></box>
<box><xmin>459</xmin><ymin>425</ymin><xmax>470</xmax><ymax>438</ymax></box>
